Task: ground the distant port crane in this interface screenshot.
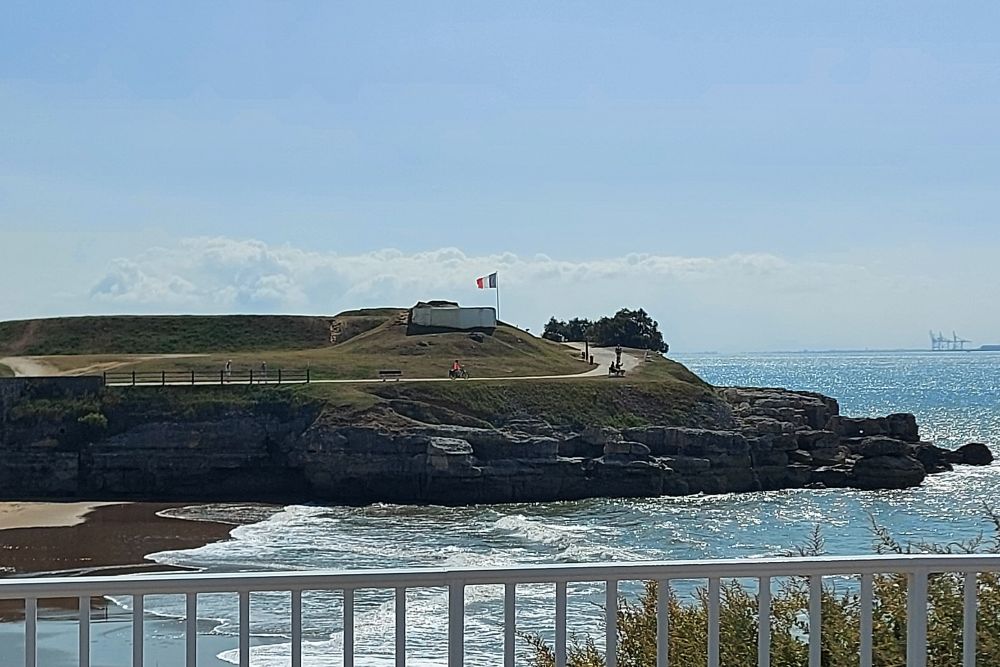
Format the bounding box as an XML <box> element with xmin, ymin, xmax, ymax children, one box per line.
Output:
<box><xmin>929</xmin><ymin>330</ymin><xmax>972</xmax><ymax>351</ymax></box>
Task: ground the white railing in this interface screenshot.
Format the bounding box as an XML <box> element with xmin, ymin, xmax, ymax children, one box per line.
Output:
<box><xmin>1</xmin><ymin>553</ymin><xmax>998</xmax><ymax>667</ymax></box>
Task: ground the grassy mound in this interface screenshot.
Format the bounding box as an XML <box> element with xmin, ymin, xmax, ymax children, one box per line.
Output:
<box><xmin>0</xmin><ymin>315</ymin><xmax>341</xmax><ymax>355</ymax></box>
<box><xmin>0</xmin><ymin>310</ymin><xmax>591</xmax><ymax>379</ymax></box>
<box><xmin>119</xmin><ymin>322</ymin><xmax>588</xmax><ymax>380</ymax></box>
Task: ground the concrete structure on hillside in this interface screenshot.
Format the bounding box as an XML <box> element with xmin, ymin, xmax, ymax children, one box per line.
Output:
<box><xmin>408</xmin><ymin>301</ymin><xmax>497</xmax><ymax>333</ymax></box>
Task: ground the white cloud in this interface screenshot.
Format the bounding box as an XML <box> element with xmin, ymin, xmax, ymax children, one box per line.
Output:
<box><xmin>56</xmin><ymin>235</ymin><xmax>1000</xmax><ymax>351</ymax></box>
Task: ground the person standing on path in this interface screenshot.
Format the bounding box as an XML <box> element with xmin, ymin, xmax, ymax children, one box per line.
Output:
<box><xmin>261</xmin><ymin>361</ymin><xmax>268</xmax><ymax>384</ymax></box>
<box><xmin>615</xmin><ymin>344</ymin><xmax>622</xmax><ymax>367</ymax></box>
<box><xmin>225</xmin><ymin>359</ymin><xmax>232</xmax><ymax>383</ymax></box>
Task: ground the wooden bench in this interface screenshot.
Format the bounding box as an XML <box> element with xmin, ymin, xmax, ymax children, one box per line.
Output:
<box><xmin>608</xmin><ymin>367</ymin><xmax>626</xmax><ymax>377</ymax></box>
<box><xmin>378</xmin><ymin>369</ymin><xmax>403</xmax><ymax>382</ymax></box>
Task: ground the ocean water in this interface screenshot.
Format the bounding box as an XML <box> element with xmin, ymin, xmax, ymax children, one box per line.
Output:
<box><xmin>73</xmin><ymin>353</ymin><xmax>1000</xmax><ymax>665</ymax></box>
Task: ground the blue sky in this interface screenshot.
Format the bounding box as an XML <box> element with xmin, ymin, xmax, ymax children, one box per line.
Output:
<box><xmin>2</xmin><ymin>2</ymin><xmax>999</xmax><ymax>350</ymax></box>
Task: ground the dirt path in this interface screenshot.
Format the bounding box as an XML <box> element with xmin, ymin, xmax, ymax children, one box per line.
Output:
<box><xmin>0</xmin><ymin>356</ymin><xmax>60</xmax><ymax>377</ymax></box>
<box><xmin>0</xmin><ymin>354</ymin><xmax>207</xmax><ymax>378</ymax></box>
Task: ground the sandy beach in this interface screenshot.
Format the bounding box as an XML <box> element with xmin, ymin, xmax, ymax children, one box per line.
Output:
<box><xmin>0</xmin><ymin>501</ymin><xmax>120</xmax><ymax>532</ymax></box>
<box><xmin>0</xmin><ymin>501</ymin><xmax>245</xmax><ymax>665</ymax></box>
<box><xmin>0</xmin><ymin>501</ymin><xmax>235</xmax><ymax>576</ymax></box>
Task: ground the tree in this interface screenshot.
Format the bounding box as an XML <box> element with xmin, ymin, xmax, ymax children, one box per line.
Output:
<box><xmin>588</xmin><ymin>308</ymin><xmax>668</xmax><ymax>352</ymax></box>
<box><xmin>543</xmin><ymin>309</ymin><xmax>668</xmax><ymax>352</ymax></box>
<box><xmin>543</xmin><ymin>317</ymin><xmax>592</xmax><ymax>342</ymax></box>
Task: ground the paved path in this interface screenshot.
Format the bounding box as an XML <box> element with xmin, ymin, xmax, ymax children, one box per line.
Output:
<box><xmin>3</xmin><ymin>346</ymin><xmax>645</xmax><ymax>385</ymax></box>
<box><xmin>112</xmin><ymin>348</ymin><xmax>644</xmax><ymax>386</ymax></box>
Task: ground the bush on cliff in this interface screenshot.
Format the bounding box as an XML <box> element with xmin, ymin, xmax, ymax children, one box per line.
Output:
<box><xmin>524</xmin><ymin>515</ymin><xmax>1000</xmax><ymax>667</ymax></box>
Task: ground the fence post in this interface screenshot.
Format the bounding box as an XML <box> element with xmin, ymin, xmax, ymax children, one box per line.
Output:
<box><xmin>278</xmin><ymin>369</ymin><xmax>282</xmax><ymax>384</ymax></box>
<box><xmin>191</xmin><ymin>370</ymin><xmax>195</xmax><ymax>385</ymax></box>
<box><xmin>132</xmin><ymin>370</ymin><xmax>136</xmax><ymax>387</ymax></box>
<box><xmin>220</xmin><ymin>369</ymin><xmax>224</xmax><ymax>386</ymax></box>
<box><xmin>103</xmin><ymin>371</ymin><xmax>107</xmax><ymax>385</ymax></box>
<box><xmin>162</xmin><ymin>371</ymin><xmax>166</xmax><ymax>386</ymax></box>
<box><xmin>307</xmin><ymin>368</ymin><xmax>310</xmax><ymax>384</ymax></box>
<box><xmin>250</xmin><ymin>369</ymin><xmax>254</xmax><ymax>385</ymax></box>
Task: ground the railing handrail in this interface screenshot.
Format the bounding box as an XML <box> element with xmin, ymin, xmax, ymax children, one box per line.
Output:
<box><xmin>3</xmin><ymin>553</ymin><xmax>999</xmax><ymax>598</ymax></box>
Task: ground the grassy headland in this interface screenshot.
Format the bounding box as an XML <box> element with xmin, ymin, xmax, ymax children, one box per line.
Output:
<box><xmin>0</xmin><ymin>311</ymin><xmax>589</xmax><ymax>379</ymax></box>
<box><xmin>0</xmin><ymin>311</ymin><xmax>729</xmax><ymax>430</ymax></box>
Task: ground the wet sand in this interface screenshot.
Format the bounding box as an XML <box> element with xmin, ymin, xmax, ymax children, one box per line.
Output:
<box><xmin>0</xmin><ymin>502</ymin><xmax>234</xmax><ymax>576</ymax></box>
<box><xmin>0</xmin><ymin>502</ymin><xmax>246</xmax><ymax>665</ymax></box>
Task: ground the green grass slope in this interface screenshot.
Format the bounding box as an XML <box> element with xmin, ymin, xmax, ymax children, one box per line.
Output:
<box><xmin>0</xmin><ymin>314</ymin><xmax>342</xmax><ymax>355</ymax></box>
<box><xmin>0</xmin><ymin>310</ymin><xmax>589</xmax><ymax>379</ymax></box>
<box><xmin>124</xmin><ymin>322</ymin><xmax>587</xmax><ymax>379</ymax></box>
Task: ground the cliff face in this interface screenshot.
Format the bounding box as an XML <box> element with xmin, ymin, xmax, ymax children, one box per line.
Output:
<box><xmin>0</xmin><ymin>379</ymin><xmax>990</xmax><ymax>505</ymax></box>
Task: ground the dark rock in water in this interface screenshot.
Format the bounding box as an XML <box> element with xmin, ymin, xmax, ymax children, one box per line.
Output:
<box><xmin>812</xmin><ymin>465</ymin><xmax>852</xmax><ymax>488</ymax></box>
<box><xmin>956</xmin><ymin>442</ymin><xmax>994</xmax><ymax>466</ymax></box>
<box><xmin>851</xmin><ymin>455</ymin><xmax>926</xmax><ymax>490</ymax></box>
<box><xmin>912</xmin><ymin>442</ymin><xmax>958</xmax><ymax>473</ymax></box>
<box><xmin>846</xmin><ymin>436</ymin><xmax>913</xmax><ymax>458</ymax></box>
<box><xmin>830</xmin><ymin>414</ymin><xmax>919</xmax><ymax>443</ymax></box>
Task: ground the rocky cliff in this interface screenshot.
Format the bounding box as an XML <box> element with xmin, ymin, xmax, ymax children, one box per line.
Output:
<box><xmin>0</xmin><ymin>379</ymin><xmax>991</xmax><ymax>505</ymax></box>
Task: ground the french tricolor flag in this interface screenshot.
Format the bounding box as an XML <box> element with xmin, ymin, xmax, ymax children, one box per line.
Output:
<box><xmin>476</xmin><ymin>272</ymin><xmax>498</xmax><ymax>289</ymax></box>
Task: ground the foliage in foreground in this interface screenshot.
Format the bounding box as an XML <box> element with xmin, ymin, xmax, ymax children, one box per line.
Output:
<box><xmin>525</xmin><ymin>515</ymin><xmax>1000</xmax><ymax>667</ymax></box>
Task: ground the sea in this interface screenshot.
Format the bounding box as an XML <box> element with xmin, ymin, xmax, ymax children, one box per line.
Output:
<box><xmin>11</xmin><ymin>351</ymin><xmax>1000</xmax><ymax>665</ymax></box>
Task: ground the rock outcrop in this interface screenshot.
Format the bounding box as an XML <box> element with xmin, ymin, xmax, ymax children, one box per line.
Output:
<box><xmin>0</xmin><ymin>379</ymin><xmax>993</xmax><ymax>505</ymax></box>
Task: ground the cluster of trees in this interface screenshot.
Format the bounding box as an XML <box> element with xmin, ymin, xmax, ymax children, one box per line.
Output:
<box><xmin>543</xmin><ymin>308</ymin><xmax>669</xmax><ymax>352</ymax></box>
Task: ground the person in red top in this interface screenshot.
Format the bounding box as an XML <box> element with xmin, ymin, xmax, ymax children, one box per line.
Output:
<box><xmin>452</xmin><ymin>359</ymin><xmax>462</xmax><ymax>372</ymax></box>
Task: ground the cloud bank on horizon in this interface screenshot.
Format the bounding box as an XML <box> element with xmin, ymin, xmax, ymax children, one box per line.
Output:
<box><xmin>2</xmin><ymin>236</ymin><xmax>971</xmax><ymax>352</ymax></box>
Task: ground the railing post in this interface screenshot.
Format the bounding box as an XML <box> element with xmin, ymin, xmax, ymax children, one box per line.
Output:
<box><xmin>758</xmin><ymin>576</ymin><xmax>771</xmax><ymax>667</ymax></box>
<box><xmin>133</xmin><ymin>593</ymin><xmax>144</xmax><ymax>667</ymax></box>
<box><xmin>963</xmin><ymin>572</ymin><xmax>977</xmax><ymax>667</ymax></box>
<box><xmin>162</xmin><ymin>370</ymin><xmax>166</xmax><ymax>386</ymax></box>
<box><xmin>186</xmin><ymin>593</ymin><xmax>198</xmax><ymax>667</ymax></box>
<box><xmin>606</xmin><ymin>580</ymin><xmax>618</xmax><ymax>667</ymax></box>
<box><xmin>79</xmin><ymin>596</ymin><xmax>91</xmax><ymax>667</ymax></box>
<box><xmin>250</xmin><ymin>369</ymin><xmax>254</xmax><ymax>385</ymax></box>
<box><xmin>131</xmin><ymin>370</ymin><xmax>136</xmax><ymax>386</ymax></box>
<box><xmin>555</xmin><ymin>581</ymin><xmax>567</xmax><ymax>667</ymax></box>
<box><xmin>907</xmin><ymin>571</ymin><xmax>928</xmax><ymax>667</ymax></box>
<box><xmin>307</xmin><ymin>368</ymin><xmax>310</xmax><ymax>383</ymax></box>
<box><xmin>656</xmin><ymin>579</ymin><xmax>669</xmax><ymax>667</ymax></box>
<box><xmin>291</xmin><ymin>590</ymin><xmax>302</xmax><ymax>667</ymax></box>
<box><xmin>504</xmin><ymin>583</ymin><xmax>516</xmax><ymax>667</ymax></box>
<box><xmin>395</xmin><ymin>587</ymin><xmax>406</xmax><ymax>667</ymax></box>
<box><xmin>344</xmin><ymin>588</ymin><xmax>355</xmax><ymax>667</ymax></box>
<box><xmin>708</xmin><ymin>578</ymin><xmax>720</xmax><ymax>667</ymax></box>
<box><xmin>808</xmin><ymin>575</ymin><xmax>821</xmax><ymax>667</ymax></box>
<box><xmin>448</xmin><ymin>581</ymin><xmax>465</xmax><ymax>667</ymax></box>
<box><xmin>860</xmin><ymin>573</ymin><xmax>873</xmax><ymax>667</ymax></box>
<box><xmin>239</xmin><ymin>590</ymin><xmax>250</xmax><ymax>667</ymax></box>
<box><xmin>191</xmin><ymin>370</ymin><xmax>195</xmax><ymax>386</ymax></box>
<box><xmin>278</xmin><ymin>368</ymin><xmax>282</xmax><ymax>384</ymax></box>
<box><xmin>25</xmin><ymin>597</ymin><xmax>37</xmax><ymax>667</ymax></box>
<box><xmin>220</xmin><ymin>369</ymin><xmax>224</xmax><ymax>386</ymax></box>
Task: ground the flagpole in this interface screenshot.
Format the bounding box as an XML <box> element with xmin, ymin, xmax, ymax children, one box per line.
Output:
<box><xmin>495</xmin><ymin>272</ymin><xmax>500</xmax><ymax>323</ymax></box>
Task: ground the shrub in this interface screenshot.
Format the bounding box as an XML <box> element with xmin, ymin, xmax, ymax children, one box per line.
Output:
<box><xmin>77</xmin><ymin>411</ymin><xmax>108</xmax><ymax>430</ymax></box>
<box><xmin>525</xmin><ymin>513</ymin><xmax>1000</xmax><ymax>666</ymax></box>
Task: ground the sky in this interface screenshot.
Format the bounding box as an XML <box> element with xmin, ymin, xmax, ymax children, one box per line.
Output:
<box><xmin>1</xmin><ymin>1</ymin><xmax>999</xmax><ymax>351</ymax></box>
